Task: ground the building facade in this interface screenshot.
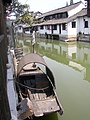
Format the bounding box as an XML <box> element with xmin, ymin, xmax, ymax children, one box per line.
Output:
<box><xmin>33</xmin><ymin>1</ymin><xmax>90</xmax><ymax>41</ymax></box>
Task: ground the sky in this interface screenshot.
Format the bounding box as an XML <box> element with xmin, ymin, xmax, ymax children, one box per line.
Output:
<box><xmin>18</xmin><ymin>0</ymin><xmax>85</xmax><ymax>13</ymax></box>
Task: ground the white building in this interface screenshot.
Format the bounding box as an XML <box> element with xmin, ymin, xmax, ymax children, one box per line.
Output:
<box><xmin>33</xmin><ymin>1</ymin><xmax>89</xmax><ymax>41</ymax></box>
<box><xmin>15</xmin><ymin>24</ymin><xmax>23</xmax><ymax>33</ymax></box>
<box><xmin>15</xmin><ymin>23</ymin><xmax>31</xmax><ymax>35</ymax></box>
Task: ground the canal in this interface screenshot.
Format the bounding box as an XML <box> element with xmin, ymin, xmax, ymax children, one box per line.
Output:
<box><xmin>16</xmin><ymin>36</ymin><xmax>90</xmax><ymax>120</ymax></box>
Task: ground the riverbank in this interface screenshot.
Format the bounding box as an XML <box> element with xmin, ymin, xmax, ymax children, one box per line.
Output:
<box><xmin>7</xmin><ymin>49</ymin><xmax>18</xmax><ymax>120</ymax></box>
<box><xmin>16</xmin><ymin>33</ymin><xmax>90</xmax><ymax>43</ymax></box>
<box><xmin>77</xmin><ymin>34</ymin><xmax>90</xmax><ymax>42</ymax></box>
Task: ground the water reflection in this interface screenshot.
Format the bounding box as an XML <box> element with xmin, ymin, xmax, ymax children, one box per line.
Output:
<box><xmin>38</xmin><ymin>40</ymin><xmax>90</xmax><ymax>82</ymax></box>
<box><xmin>16</xmin><ymin>37</ymin><xmax>90</xmax><ymax>120</ymax></box>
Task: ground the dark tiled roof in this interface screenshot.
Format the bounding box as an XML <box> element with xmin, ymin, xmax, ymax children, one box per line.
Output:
<box><xmin>67</xmin><ymin>8</ymin><xmax>87</xmax><ymax>22</ymax></box>
<box><xmin>76</xmin><ymin>8</ymin><xmax>87</xmax><ymax>17</ymax></box>
<box><xmin>38</xmin><ymin>1</ymin><xmax>82</xmax><ymax>18</ymax></box>
<box><xmin>33</xmin><ymin>8</ymin><xmax>87</xmax><ymax>26</ymax></box>
<box><xmin>34</xmin><ymin>19</ymin><xmax>68</xmax><ymax>25</ymax></box>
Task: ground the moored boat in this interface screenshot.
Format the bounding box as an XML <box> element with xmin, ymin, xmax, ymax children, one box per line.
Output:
<box><xmin>15</xmin><ymin>53</ymin><xmax>63</xmax><ymax>119</ymax></box>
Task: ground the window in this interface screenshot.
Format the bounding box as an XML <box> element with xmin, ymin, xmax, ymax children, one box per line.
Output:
<box><xmin>62</xmin><ymin>13</ymin><xmax>67</xmax><ymax>18</ymax></box>
<box><xmin>52</xmin><ymin>15</ymin><xmax>55</xmax><ymax>19</ymax></box>
<box><xmin>40</xmin><ymin>25</ymin><xmax>44</xmax><ymax>29</ymax></box>
<box><xmin>25</xmin><ymin>28</ymin><xmax>29</xmax><ymax>31</ymax></box>
<box><xmin>72</xmin><ymin>22</ymin><xmax>76</xmax><ymax>28</ymax></box>
<box><xmin>84</xmin><ymin>21</ymin><xmax>88</xmax><ymax>28</ymax></box>
<box><xmin>57</xmin><ymin>14</ymin><xmax>60</xmax><ymax>19</ymax></box>
<box><xmin>45</xmin><ymin>25</ymin><xmax>50</xmax><ymax>30</ymax></box>
<box><xmin>62</xmin><ymin>23</ymin><xmax>66</xmax><ymax>30</ymax></box>
<box><xmin>47</xmin><ymin>25</ymin><xmax>50</xmax><ymax>30</ymax></box>
<box><xmin>55</xmin><ymin>14</ymin><xmax>57</xmax><ymax>19</ymax></box>
<box><xmin>50</xmin><ymin>16</ymin><xmax>53</xmax><ymax>20</ymax></box>
<box><xmin>53</xmin><ymin>25</ymin><xmax>57</xmax><ymax>30</ymax></box>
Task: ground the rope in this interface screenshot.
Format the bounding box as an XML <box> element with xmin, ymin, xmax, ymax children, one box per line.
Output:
<box><xmin>15</xmin><ymin>81</ymin><xmax>49</xmax><ymax>91</ymax></box>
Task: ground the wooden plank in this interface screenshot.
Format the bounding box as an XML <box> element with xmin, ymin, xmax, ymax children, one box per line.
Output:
<box><xmin>28</xmin><ymin>90</ymin><xmax>44</xmax><ymax>117</ymax></box>
<box><xmin>38</xmin><ymin>93</ymin><xmax>47</xmax><ymax>100</ymax></box>
<box><xmin>28</xmin><ymin>89</ymin><xmax>34</xmax><ymax>100</ymax></box>
<box><xmin>32</xmin><ymin>101</ymin><xmax>43</xmax><ymax>117</ymax></box>
<box><xmin>36</xmin><ymin>98</ymin><xmax>60</xmax><ymax>113</ymax></box>
<box><xmin>33</xmin><ymin>93</ymin><xmax>39</xmax><ymax>100</ymax></box>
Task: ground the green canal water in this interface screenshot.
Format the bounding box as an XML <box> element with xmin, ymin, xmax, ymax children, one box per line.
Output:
<box><xmin>16</xmin><ymin>37</ymin><xmax>90</xmax><ymax>120</ymax></box>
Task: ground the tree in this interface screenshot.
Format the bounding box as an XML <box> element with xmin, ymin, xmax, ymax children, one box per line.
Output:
<box><xmin>20</xmin><ymin>11</ymin><xmax>34</xmax><ymax>25</ymax></box>
<box><xmin>6</xmin><ymin>0</ymin><xmax>30</xmax><ymax>19</ymax></box>
<box><xmin>6</xmin><ymin>0</ymin><xmax>35</xmax><ymax>26</ymax></box>
<box><xmin>70</xmin><ymin>0</ymin><xmax>74</xmax><ymax>5</ymax></box>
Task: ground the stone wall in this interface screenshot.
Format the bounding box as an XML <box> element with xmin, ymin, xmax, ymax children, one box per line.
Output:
<box><xmin>0</xmin><ymin>0</ymin><xmax>11</xmax><ymax>119</ymax></box>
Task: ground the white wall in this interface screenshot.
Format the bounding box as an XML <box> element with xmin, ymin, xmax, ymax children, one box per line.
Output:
<box><xmin>38</xmin><ymin>26</ymin><xmax>52</xmax><ymax>34</ymax></box>
<box><xmin>38</xmin><ymin>25</ymin><xmax>59</xmax><ymax>35</ymax></box>
<box><xmin>45</xmin><ymin>26</ymin><xmax>52</xmax><ymax>34</ymax></box>
<box><xmin>68</xmin><ymin>46</ymin><xmax>77</xmax><ymax>58</ymax></box>
<box><xmin>38</xmin><ymin>26</ymin><xmax>45</xmax><ymax>34</ymax></box>
<box><xmin>15</xmin><ymin>27</ymin><xmax>23</xmax><ymax>33</ymax></box>
<box><xmin>77</xmin><ymin>16</ymin><xmax>90</xmax><ymax>34</ymax></box>
<box><xmin>77</xmin><ymin>17</ymin><xmax>84</xmax><ymax>34</ymax></box>
<box><xmin>52</xmin><ymin>25</ymin><xmax>59</xmax><ymax>34</ymax></box>
<box><xmin>61</xmin><ymin>27</ymin><xmax>67</xmax><ymax>35</ymax></box>
<box><xmin>68</xmin><ymin>3</ymin><xmax>85</xmax><ymax>17</ymax></box>
<box><xmin>67</xmin><ymin>20</ymin><xmax>77</xmax><ymax>36</ymax></box>
<box><xmin>37</xmin><ymin>15</ymin><xmax>90</xmax><ymax>37</ymax></box>
<box><xmin>38</xmin><ymin>24</ymin><xmax>68</xmax><ymax>36</ymax></box>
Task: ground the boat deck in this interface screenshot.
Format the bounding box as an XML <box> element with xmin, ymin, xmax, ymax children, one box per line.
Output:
<box><xmin>32</xmin><ymin>97</ymin><xmax>60</xmax><ymax>117</ymax></box>
<box><xmin>28</xmin><ymin>90</ymin><xmax>60</xmax><ymax>117</ymax></box>
<box><xmin>18</xmin><ymin>89</ymin><xmax>60</xmax><ymax>119</ymax></box>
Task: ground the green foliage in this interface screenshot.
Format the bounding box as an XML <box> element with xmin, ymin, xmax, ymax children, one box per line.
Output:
<box><xmin>6</xmin><ymin>0</ymin><xmax>30</xmax><ymax>18</ymax></box>
<box><xmin>6</xmin><ymin>0</ymin><xmax>39</xmax><ymax>26</ymax></box>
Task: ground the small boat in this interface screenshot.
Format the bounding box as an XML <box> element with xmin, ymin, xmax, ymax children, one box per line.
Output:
<box><xmin>15</xmin><ymin>53</ymin><xmax>63</xmax><ymax>120</ymax></box>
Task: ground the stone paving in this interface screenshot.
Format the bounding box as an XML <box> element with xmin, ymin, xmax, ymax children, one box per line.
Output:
<box><xmin>7</xmin><ymin>50</ymin><xmax>18</xmax><ymax>120</ymax></box>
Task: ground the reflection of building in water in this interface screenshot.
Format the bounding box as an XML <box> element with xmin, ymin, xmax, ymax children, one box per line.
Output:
<box><xmin>39</xmin><ymin>41</ymin><xmax>77</xmax><ymax>59</ymax></box>
<box><xmin>77</xmin><ymin>44</ymin><xmax>90</xmax><ymax>64</ymax></box>
<box><xmin>38</xmin><ymin>41</ymin><xmax>90</xmax><ymax>64</ymax></box>
<box><xmin>38</xmin><ymin>41</ymin><xmax>90</xmax><ymax>81</ymax></box>
<box><xmin>77</xmin><ymin>43</ymin><xmax>90</xmax><ymax>82</ymax></box>
<box><xmin>16</xmin><ymin>39</ymin><xmax>90</xmax><ymax>81</ymax></box>
<box><xmin>67</xmin><ymin>44</ymin><xmax>77</xmax><ymax>59</ymax></box>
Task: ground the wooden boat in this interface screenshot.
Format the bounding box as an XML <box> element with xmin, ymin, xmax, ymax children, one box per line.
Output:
<box><xmin>15</xmin><ymin>53</ymin><xmax>63</xmax><ymax>119</ymax></box>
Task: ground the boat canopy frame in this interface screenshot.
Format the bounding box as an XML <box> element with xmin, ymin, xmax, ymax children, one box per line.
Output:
<box><xmin>17</xmin><ymin>53</ymin><xmax>55</xmax><ymax>88</ymax></box>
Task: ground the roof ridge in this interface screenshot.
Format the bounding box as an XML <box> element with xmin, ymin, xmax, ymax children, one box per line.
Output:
<box><xmin>42</xmin><ymin>1</ymin><xmax>82</xmax><ymax>14</ymax></box>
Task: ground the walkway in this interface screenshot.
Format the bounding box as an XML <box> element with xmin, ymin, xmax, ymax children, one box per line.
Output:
<box><xmin>7</xmin><ymin>49</ymin><xmax>18</xmax><ymax>120</ymax></box>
